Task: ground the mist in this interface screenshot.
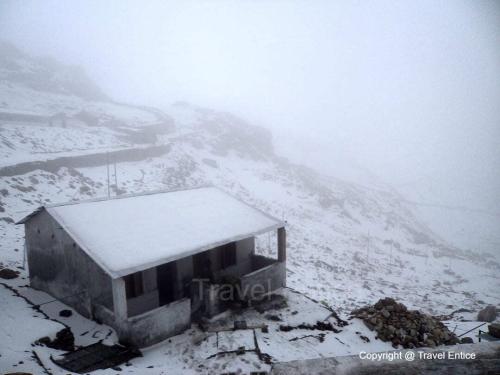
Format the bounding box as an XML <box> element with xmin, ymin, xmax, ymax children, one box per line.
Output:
<box><xmin>1</xmin><ymin>0</ymin><xmax>499</xmax><ymax>252</ymax></box>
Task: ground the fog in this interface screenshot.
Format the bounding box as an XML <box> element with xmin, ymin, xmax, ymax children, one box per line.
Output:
<box><xmin>1</xmin><ymin>0</ymin><xmax>499</xmax><ymax>252</ymax></box>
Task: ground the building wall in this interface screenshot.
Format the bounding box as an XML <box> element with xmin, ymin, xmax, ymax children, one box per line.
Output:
<box><xmin>126</xmin><ymin>298</ymin><xmax>191</xmax><ymax>347</ymax></box>
<box><xmin>94</xmin><ymin>296</ymin><xmax>191</xmax><ymax>348</ymax></box>
<box><xmin>24</xmin><ymin>210</ymin><xmax>113</xmax><ymax>318</ymax></box>
<box><xmin>240</xmin><ymin>260</ymin><xmax>286</xmax><ymax>300</ymax></box>
<box><xmin>127</xmin><ymin>290</ymin><xmax>160</xmax><ymax>317</ymax></box>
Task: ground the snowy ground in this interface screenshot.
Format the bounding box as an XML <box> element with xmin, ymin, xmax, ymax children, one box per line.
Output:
<box><xmin>1</xmin><ymin>273</ymin><xmax>494</xmax><ymax>374</ymax></box>
<box><xmin>0</xmin><ymin>279</ymin><xmax>392</xmax><ymax>374</ymax></box>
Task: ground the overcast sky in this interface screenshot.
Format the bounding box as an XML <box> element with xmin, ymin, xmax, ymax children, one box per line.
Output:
<box><xmin>1</xmin><ymin>1</ymin><xmax>499</xmax><ymax>240</ymax></box>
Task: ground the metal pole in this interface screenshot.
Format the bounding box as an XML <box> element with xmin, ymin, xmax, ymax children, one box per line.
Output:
<box><xmin>23</xmin><ymin>241</ymin><xmax>27</xmax><ymax>269</ymax></box>
<box><xmin>114</xmin><ymin>160</ymin><xmax>118</xmax><ymax>194</ymax></box>
<box><xmin>106</xmin><ymin>152</ymin><xmax>110</xmax><ymax>198</ymax></box>
<box><xmin>366</xmin><ymin>231</ymin><xmax>370</xmax><ymax>262</ymax></box>
<box><xmin>389</xmin><ymin>241</ymin><xmax>392</xmax><ymax>266</ymax></box>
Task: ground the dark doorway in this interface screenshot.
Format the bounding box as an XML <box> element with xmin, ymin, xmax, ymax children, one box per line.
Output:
<box><xmin>220</xmin><ymin>242</ymin><xmax>237</xmax><ymax>269</ymax></box>
<box><xmin>193</xmin><ymin>250</ymin><xmax>211</xmax><ymax>280</ymax></box>
<box><xmin>157</xmin><ymin>261</ymin><xmax>177</xmax><ymax>306</ymax></box>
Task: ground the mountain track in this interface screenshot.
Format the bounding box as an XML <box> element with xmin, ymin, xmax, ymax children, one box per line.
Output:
<box><xmin>0</xmin><ymin>143</ymin><xmax>171</xmax><ymax>177</ymax></box>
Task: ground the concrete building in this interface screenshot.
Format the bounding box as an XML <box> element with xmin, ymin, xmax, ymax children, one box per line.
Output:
<box><xmin>18</xmin><ymin>187</ymin><xmax>286</xmax><ymax>347</ymax></box>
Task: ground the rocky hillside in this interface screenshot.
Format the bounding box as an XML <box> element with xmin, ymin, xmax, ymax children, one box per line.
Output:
<box><xmin>0</xmin><ymin>41</ymin><xmax>107</xmax><ymax>101</ymax></box>
<box><xmin>1</xmin><ymin>101</ymin><xmax>498</xmax><ymax>316</ymax></box>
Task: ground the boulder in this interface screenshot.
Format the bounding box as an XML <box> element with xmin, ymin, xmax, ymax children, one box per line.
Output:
<box><xmin>59</xmin><ymin>309</ymin><xmax>72</xmax><ymax>318</ymax></box>
<box><xmin>0</xmin><ymin>267</ymin><xmax>19</xmax><ymax>279</ymax></box>
<box><xmin>477</xmin><ymin>305</ymin><xmax>497</xmax><ymax>322</ymax></box>
<box><xmin>488</xmin><ymin>323</ymin><xmax>500</xmax><ymax>338</ymax></box>
<box><xmin>36</xmin><ymin>327</ymin><xmax>74</xmax><ymax>352</ymax></box>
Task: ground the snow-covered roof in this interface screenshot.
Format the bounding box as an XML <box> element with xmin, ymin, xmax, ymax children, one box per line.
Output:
<box><xmin>19</xmin><ymin>187</ymin><xmax>284</xmax><ymax>278</ymax></box>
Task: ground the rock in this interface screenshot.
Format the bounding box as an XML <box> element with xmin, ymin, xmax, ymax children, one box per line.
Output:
<box><xmin>364</xmin><ymin>320</ymin><xmax>375</xmax><ymax>331</ymax></box>
<box><xmin>381</xmin><ymin>309</ymin><xmax>390</xmax><ymax>319</ymax></box>
<box><xmin>477</xmin><ymin>305</ymin><xmax>497</xmax><ymax>322</ymax></box>
<box><xmin>0</xmin><ymin>268</ymin><xmax>19</xmax><ymax>279</ymax></box>
<box><xmin>36</xmin><ymin>327</ymin><xmax>74</xmax><ymax>352</ymax></box>
<box><xmin>426</xmin><ymin>339</ymin><xmax>436</xmax><ymax>348</ymax></box>
<box><xmin>236</xmin><ymin>346</ymin><xmax>246</xmax><ymax>355</ymax></box>
<box><xmin>460</xmin><ymin>337</ymin><xmax>474</xmax><ymax>344</ymax></box>
<box><xmin>488</xmin><ymin>323</ymin><xmax>500</xmax><ymax>338</ymax></box>
<box><xmin>59</xmin><ymin>309</ymin><xmax>72</xmax><ymax>317</ymax></box>
<box><xmin>265</xmin><ymin>314</ymin><xmax>282</xmax><ymax>322</ymax></box>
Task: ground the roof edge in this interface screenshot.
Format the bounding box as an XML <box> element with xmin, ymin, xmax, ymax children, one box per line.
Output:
<box><xmin>44</xmin><ymin>185</ymin><xmax>216</xmax><ymax>210</ymax></box>
<box><xmin>16</xmin><ymin>206</ymin><xmax>45</xmax><ymax>224</ymax></box>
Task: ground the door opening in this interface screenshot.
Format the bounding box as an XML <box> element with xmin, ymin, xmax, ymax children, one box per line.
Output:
<box><xmin>157</xmin><ymin>262</ymin><xmax>177</xmax><ymax>306</ymax></box>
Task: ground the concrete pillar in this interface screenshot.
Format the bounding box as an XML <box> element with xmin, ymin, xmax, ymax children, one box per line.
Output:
<box><xmin>112</xmin><ymin>277</ymin><xmax>128</xmax><ymax>321</ymax></box>
<box><xmin>278</xmin><ymin>227</ymin><xmax>286</xmax><ymax>262</ymax></box>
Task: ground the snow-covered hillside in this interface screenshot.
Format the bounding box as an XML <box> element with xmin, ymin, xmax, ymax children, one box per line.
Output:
<box><xmin>0</xmin><ymin>44</ymin><xmax>498</xmax><ymax>374</ymax></box>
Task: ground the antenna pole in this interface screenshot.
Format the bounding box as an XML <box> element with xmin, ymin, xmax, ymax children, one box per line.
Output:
<box><xmin>106</xmin><ymin>152</ymin><xmax>110</xmax><ymax>198</ymax></box>
<box><xmin>389</xmin><ymin>241</ymin><xmax>392</xmax><ymax>266</ymax></box>
<box><xmin>366</xmin><ymin>231</ymin><xmax>370</xmax><ymax>263</ymax></box>
<box><xmin>114</xmin><ymin>160</ymin><xmax>118</xmax><ymax>195</ymax></box>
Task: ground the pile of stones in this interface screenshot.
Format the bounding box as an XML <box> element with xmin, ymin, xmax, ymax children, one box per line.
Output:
<box><xmin>352</xmin><ymin>297</ymin><xmax>460</xmax><ymax>349</ymax></box>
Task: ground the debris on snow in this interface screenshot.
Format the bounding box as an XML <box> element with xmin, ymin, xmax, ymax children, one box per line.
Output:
<box><xmin>0</xmin><ymin>267</ymin><xmax>20</xmax><ymax>279</ymax></box>
<box><xmin>36</xmin><ymin>327</ymin><xmax>75</xmax><ymax>352</ymax></box>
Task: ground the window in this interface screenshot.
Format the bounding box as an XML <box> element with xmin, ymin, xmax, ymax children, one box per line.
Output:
<box><xmin>220</xmin><ymin>243</ymin><xmax>237</xmax><ymax>269</ymax></box>
<box><xmin>124</xmin><ymin>272</ymin><xmax>144</xmax><ymax>298</ymax></box>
